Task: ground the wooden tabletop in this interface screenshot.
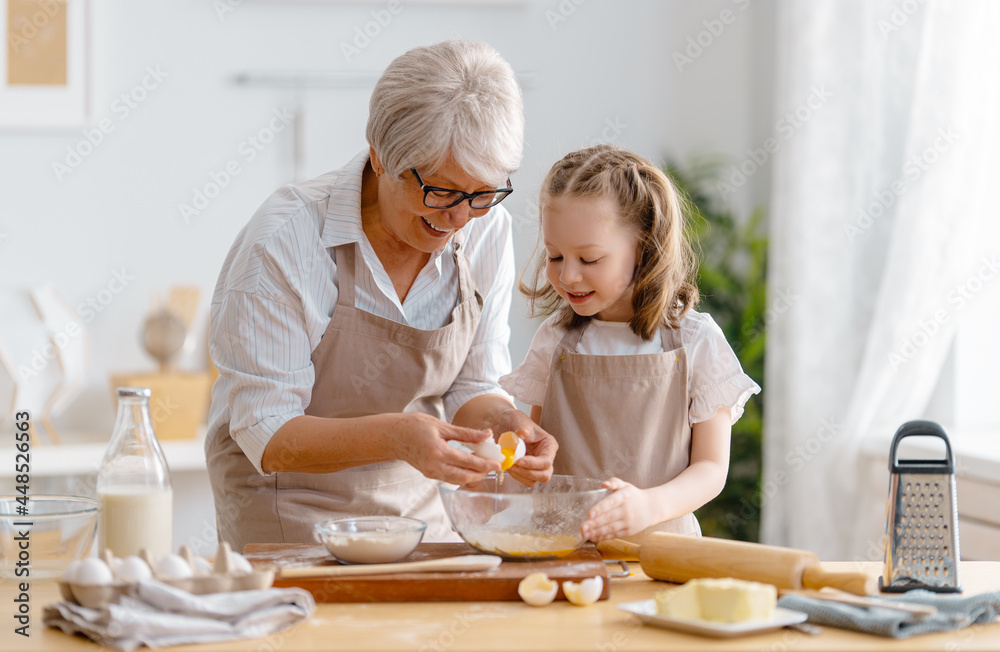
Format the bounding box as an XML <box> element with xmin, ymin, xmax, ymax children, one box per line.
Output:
<box><xmin>3</xmin><ymin>561</ymin><xmax>998</xmax><ymax>651</ymax></box>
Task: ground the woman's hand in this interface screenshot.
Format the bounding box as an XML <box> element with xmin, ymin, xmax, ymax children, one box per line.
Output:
<box><xmin>392</xmin><ymin>412</ymin><xmax>501</xmax><ymax>486</ymax></box>
<box><xmin>580</xmin><ymin>478</ymin><xmax>655</xmax><ymax>542</ymax></box>
<box><xmin>490</xmin><ymin>407</ymin><xmax>557</xmax><ymax>486</ymax></box>
<box><xmin>452</xmin><ymin>395</ymin><xmax>558</xmax><ymax>487</ymax></box>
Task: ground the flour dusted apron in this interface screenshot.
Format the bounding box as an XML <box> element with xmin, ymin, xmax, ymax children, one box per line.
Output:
<box><xmin>539</xmin><ymin>322</ymin><xmax>701</xmax><ymax>541</ymax></box>
<box><xmin>207</xmin><ymin>234</ymin><xmax>482</xmax><ymax>550</ymax></box>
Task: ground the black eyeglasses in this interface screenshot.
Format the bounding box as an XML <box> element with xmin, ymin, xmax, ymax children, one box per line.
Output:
<box><xmin>410</xmin><ymin>169</ymin><xmax>513</xmax><ymax>210</ymax></box>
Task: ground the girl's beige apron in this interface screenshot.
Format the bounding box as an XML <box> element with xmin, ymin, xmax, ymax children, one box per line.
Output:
<box><xmin>540</xmin><ymin>322</ymin><xmax>701</xmax><ymax>542</ymax></box>
<box><xmin>207</xmin><ymin>236</ymin><xmax>482</xmax><ymax>550</ymax></box>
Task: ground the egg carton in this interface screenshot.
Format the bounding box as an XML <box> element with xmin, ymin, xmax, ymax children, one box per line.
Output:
<box><xmin>58</xmin><ymin>541</ymin><xmax>275</xmax><ymax>610</ymax></box>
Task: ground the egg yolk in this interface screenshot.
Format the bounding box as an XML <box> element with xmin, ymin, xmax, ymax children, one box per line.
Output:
<box><xmin>501</xmin><ymin>447</ymin><xmax>517</xmax><ymax>471</ymax></box>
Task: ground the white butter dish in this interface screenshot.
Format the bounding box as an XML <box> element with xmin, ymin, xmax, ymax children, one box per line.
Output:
<box><xmin>618</xmin><ymin>599</ymin><xmax>807</xmax><ymax>638</ymax></box>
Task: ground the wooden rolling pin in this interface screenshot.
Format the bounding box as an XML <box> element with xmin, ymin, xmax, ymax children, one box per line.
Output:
<box><xmin>598</xmin><ymin>532</ymin><xmax>878</xmax><ymax>596</ymax></box>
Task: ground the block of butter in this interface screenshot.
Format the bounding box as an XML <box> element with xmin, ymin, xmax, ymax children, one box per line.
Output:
<box><xmin>655</xmin><ymin>577</ymin><xmax>777</xmax><ymax>623</ymax></box>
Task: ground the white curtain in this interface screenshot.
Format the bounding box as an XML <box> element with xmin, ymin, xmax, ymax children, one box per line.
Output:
<box><xmin>762</xmin><ymin>0</ymin><xmax>1000</xmax><ymax>559</ymax></box>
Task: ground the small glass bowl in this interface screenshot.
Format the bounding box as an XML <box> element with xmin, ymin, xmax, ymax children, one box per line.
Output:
<box><xmin>314</xmin><ymin>516</ymin><xmax>427</xmax><ymax>564</ymax></box>
<box><xmin>0</xmin><ymin>495</ymin><xmax>98</xmax><ymax>580</ymax></box>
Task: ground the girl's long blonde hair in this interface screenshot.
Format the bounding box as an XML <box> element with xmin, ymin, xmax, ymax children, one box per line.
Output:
<box><xmin>520</xmin><ymin>144</ymin><xmax>699</xmax><ymax>340</ymax></box>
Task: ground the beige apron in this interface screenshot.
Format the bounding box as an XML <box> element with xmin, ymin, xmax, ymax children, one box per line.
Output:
<box><xmin>207</xmin><ymin>234</ymin><xmax>482</xmax><ymax>551</ymax></box>
<box><xmin>540</xmin><ymin>322</ymin><xmax>701</xmax><ymax>541</ymax></box>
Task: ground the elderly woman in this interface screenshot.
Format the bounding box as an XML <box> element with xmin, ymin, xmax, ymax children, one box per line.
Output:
<box><xmin>205</xmin><ymin>41</ymin><xmax>556</xmax><ymax>550</ymax></box>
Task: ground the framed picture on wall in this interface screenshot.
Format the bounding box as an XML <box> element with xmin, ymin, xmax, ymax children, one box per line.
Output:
<box><xmin>0</xmin><ymin>0</ymin><xmax>87</xmax><ymax>129</ymax></box>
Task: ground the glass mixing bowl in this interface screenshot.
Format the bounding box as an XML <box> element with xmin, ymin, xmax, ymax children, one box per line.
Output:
<box><xmin>439</xmin><ymin>475</ymin><xmax>610</xmax><ymax>560</ymax></box>
<box><xmin>0</xmin><ymin>495</ymin><xmax>98</xmax><ymax>580</ymax></box>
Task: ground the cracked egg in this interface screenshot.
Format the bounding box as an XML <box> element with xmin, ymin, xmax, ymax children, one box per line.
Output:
<box><xmin>518</xmin><ymin>572</ymin><xmax>558</xmax><ymax>607</ymax></box>
<box><xmin>563</xmin><ymin>576</ymin><xmax>603</xmax><ymax>606</ymax></box>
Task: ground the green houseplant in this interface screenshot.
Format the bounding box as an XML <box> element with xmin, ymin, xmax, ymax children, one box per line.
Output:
<box><xmin>665</xmin><ymin>160</ymin><xmax>767</xmax><ymax>542</ymax></box>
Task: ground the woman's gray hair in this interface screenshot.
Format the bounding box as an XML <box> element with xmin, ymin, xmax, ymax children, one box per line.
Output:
<box><xmin>366</xmin><ymin>40</ymin><xmax>524</xmax><ymax>186</ymax></box>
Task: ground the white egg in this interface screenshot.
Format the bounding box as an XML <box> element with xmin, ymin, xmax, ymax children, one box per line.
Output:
<box><xmin>62</xmin><ymin>559</ymin><xmax>84</xmax><ymax>583</ymax></box>
<box><xmin>562</xmin><ymin>576</ymin><xmax>604</xmax><ymax>606</ymax></box>
<box><xmin>116</xmin><ymin>556</ymin><xmax>153</xmax><ymax>583</ymax></box>
<box><xmin>193</xmin><ymin>556</ymin><xmax>215</xmax><ymax>576</ymax></box>
<box><xmin>447</xmin><ymin>438</ymin><xmax>505</xmax><ymax>463</ymax></box>
<box><xmin>474</xmin><ymin>439</ymin><xmax>505</xmax><ymax>463</ymax></box>
<box><xmin>518</xmin><ymin>572</ymin><xmax>558</xmax><ymax>607</ymax></box>
<box><xmin>497</xmin><ymin>431</ymin><xmax>526</xmax><ymax>471</ymax></box>
<box><xmin>228</xmin><ymin>552</ymin><xmax>253</xmax><ymax>575</ymax></box>
<box><xmin>74</xmin><ymin>557</ymin><xmax>115</xmax><ymax>586</ymax></box>
<box><xmin>154</xmin><ymin>553</ymin><xmax>193</xmax><ymax>580</ymax></box>
<box><xmin>447</xmin><ymin>440</ymin><xmax>475</xmax><ymax>455</ymax></box>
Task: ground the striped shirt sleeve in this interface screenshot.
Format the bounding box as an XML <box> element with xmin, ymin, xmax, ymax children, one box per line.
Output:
<box><xmin>441</xmin><ymin>206</ymin><xmax>516</xmax><ymax>419</ymax></box>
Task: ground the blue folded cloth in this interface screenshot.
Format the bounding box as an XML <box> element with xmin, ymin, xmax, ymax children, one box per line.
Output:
<box><xmin>777</xmin><ymin>590</ymin><xmax>1000</xmax><ymax>638</ymax></box>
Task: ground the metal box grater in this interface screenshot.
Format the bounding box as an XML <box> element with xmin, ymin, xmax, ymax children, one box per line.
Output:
<box><xmin>880</xmin><ymin>420</ymin><xmax>961</xmax><ymax>593</ymax></box>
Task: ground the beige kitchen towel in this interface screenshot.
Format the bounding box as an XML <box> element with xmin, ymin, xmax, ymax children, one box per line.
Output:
<box><xmin>44</xmin><ymin>579</ymin><xmax>315</xmax><ymax>650</ymax></box>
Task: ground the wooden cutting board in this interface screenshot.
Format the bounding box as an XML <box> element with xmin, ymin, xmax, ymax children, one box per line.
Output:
<box><xmin>243</xmin><ymin>542</ymin><xmax>610</xmax><ymax>603</ymax></box>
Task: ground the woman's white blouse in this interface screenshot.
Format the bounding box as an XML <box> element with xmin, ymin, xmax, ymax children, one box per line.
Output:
<box><xmin>207</xmin><ymin>150</ymin><xmax>515</xmax><ymax>475</ymax></box>
<box><xmin>499</xmin><ymin>311</ymin><xmax>761</xmax><ymax>426</ymax></box>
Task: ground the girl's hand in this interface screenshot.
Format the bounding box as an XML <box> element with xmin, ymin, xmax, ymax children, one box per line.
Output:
<box><xmin>393</xmin><ymin>412</ymin><xmax>501</xmax><ymax>486</ymax></box>
<box><xmin>580</xmin><ymin>478</ymin><xmax>655</xmax><ymax>542</ymax></box>
<box><xmin>491</xmin><ymin>408</ymin><xmax>557</xmax><ymax>486</ymax></box>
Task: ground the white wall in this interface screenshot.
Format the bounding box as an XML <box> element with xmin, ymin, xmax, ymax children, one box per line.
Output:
<box><xmin>1</xmin><ymin>0</ymin><xmax>774</xmax><ymax>547</ymax></box>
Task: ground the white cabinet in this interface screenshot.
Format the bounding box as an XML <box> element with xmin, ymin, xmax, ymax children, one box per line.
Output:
<box><xmin>957</xmin><ymin>476</ymin><xmax>1000</xmax><ymax>561</ymax></box>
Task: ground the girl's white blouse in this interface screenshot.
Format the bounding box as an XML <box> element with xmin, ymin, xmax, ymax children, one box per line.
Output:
<box><xmin>500</xmin><ymin>310</ymin><xmax>761</xmax><ymax>426</ymax></box>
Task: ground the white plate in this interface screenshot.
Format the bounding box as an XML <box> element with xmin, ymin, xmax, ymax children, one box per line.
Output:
<box><xmin>617</xmin><ymin>600</ymin><xmax>808</xmax><ymax>639</ymax></box>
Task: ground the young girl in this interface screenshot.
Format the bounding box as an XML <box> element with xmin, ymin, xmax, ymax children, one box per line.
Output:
<box><xmin>500</xmin><ymin>145</ymin><xmax>760</xmax><ymax>543</ymax></box>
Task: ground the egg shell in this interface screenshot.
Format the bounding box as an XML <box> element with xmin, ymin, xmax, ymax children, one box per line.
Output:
<box><xmin>448</xmin><ymin>439</ymin><xmax>476</xmax><ymax>455</ymax></box>
<box><xmin>62</xmin><ymin>559</ymin><xmax>84</xmax><ymax>583</ymax></box>
<box><xmin>498</xmin><ymin>431</ymin><xmax>526</xmax><ymax>470</ymax></box>
<box><xmin>154</xmin><ymin>553</ymin><xmax>194</xmax><ymax>580</ymax></box>
<box><xmin>228</xmin><ymin>552</ymin><xmax>254</xmax><ymax>575</ymax></box>
<box><xmin>448</xmin><ymin>438</ymin><xmax>506</xmax><ymax>463</ymax></box>
<box><xmin>518</xmin><ymin>572</ymin><xmax>558</xmax><ymax>607</ymax></box>
<box><xmin>562</xmin><ymin>576</ymin><xmax>603</xmax><ymax>606</ymax></box>
<box><xmin>193</xmin><ymin>556</ymin><xmax>215</xmax><ymax>576</ymax></box>
<box><xmin>116</xmin><ymin>556</ymin><xmax>153</xmax><ymax>583</ymax></box>
<box><xmin>474</xmin><ymin>439</ymin><xmax>505</xmax><ymax>463</ymax></box>
<box><xmin>74</xmin><ymin>557</ymin><xmax>115</xmax><ymax>586</ymax></box>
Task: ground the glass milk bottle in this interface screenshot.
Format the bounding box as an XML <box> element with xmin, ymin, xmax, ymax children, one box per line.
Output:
<box><xmin>97</xmin><ymin>387</ymin><xmax>173</xmax><ymax>558</ymax></box>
